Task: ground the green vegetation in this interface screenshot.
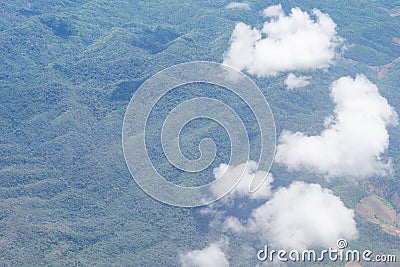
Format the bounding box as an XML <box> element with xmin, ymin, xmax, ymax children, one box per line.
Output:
<box><xmin>0</xmin><ymin>0</ymin><xmax>399</xmax><ymax>266</ymax></box>
<box><xmin>382</xmin><ymin>198</ymin><xmax>395</xmax><ymax>210</ymax></box>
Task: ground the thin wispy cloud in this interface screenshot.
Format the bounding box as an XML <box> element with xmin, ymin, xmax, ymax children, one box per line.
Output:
<box><xmin>225</xmin><ymin>2</ymin><xmax>250</xmax><ymax>11</ymax></box>
<box><xmin>262</xmin><ymin>4</ymin><xmax>284</xmax><ymax>18</ymax></box>
<box><xmin>212</xmin><ymin>161</ymin><xmax>273</xmax><ymax>202</ymax></box>
<box><xmin>285</xmin><ymin>73</ymin><xmax>311</xmax><ymax>90</ymax></box>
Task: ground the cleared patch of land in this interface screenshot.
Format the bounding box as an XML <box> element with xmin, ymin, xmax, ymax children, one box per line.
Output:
<box><xmin>356</xmin><ymin>195</ymin><xmax>400</xmax><ymax>237</ymax></box>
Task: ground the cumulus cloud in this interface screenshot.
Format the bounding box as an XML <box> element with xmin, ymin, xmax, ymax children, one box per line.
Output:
<box><xmin>276</xmin><ymin>75</ymin><xmax>398</xmax><ymax>179</ymax></box>
<box><xmin>262</xmin><ymin>4</ymin><xmax>284</xmax><ymax>18</ymax></box>
<box><xmin>225</xmin><ymin>182</ymin><xmax>358</xmax><ymax>251</ymax></box>
<box><xmin>223</xmin><ymin>7</ymin><xmax>341</xmax><ymax>77</ymax></box>
<box><xmin>211</xmin><ymin>161</ymin><xmax>273</xmax><ymax>201</ymax></box>
<box><xmin>180</xmin><ymin>241</ymin><xmax>229</xmax><ymax>267</ymax></box>
<box><xmin>225</xmin><ymin>2</ymin><xmax>251</xmax><ymax>10</ymax></box>
<box><xmin>285</xmin><ymin>73</ymin><xmax>311</xmax><ymax>90</ymax></box>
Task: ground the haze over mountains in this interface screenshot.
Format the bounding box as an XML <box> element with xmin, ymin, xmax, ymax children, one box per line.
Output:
<box><xmin>0</xmin><ymin>1</ymin><xmax>400</xmax><ymax>266</ymax></box>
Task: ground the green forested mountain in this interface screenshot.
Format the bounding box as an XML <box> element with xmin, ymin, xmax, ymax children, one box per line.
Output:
<box><xmin>0</xmin><ymin>1</ymin><xmax>400</xmax><ymax>266</ymax></box>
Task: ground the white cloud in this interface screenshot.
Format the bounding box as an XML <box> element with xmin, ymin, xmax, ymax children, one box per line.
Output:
<box><xmin>276</xmin><ymin>75</ymin><xmax>398</xmax><ymax>179</ymax></box>
<box><xmin>223</xmin><ymin>216</ymin><xmax>246</xmax><ymax>232</ymax></box>
<box><xmin>262</xmin><ymin>4</ymin><xmax>284</xmax><ymax>18</ymax></box>
<box><xmin>230</xmin><ymin>182</ymin><xmax>358</xmax><ymax>251</ymax></box>
<box><xmin>223</xmin><ymin>7</ymin><xmax>341</xmax><ymax>77</ymax></box>
<box><xmin>284</xmin><ymin>73</ymin><xmax>311</xmax><ymax>90</ymax></box>
<box><xmin>225</xmin><ymin>2</ymin><xmax>251</xmax><ymax>10</ymax></box>
<box><xmin>200</xmin><ymin>162</ymin><xmax>273</xmax><ymax>231</ymax></box>
<box><xmin>181</xmin><ymin>241</ymin><xmax>229</xmax><ymax>267</ymax></box>
<box><xmin>211</xmin><ymin>161</ymin><xmax>273</xmax><ymax>201</ymax></box>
